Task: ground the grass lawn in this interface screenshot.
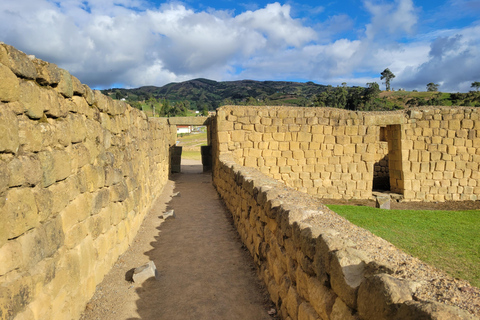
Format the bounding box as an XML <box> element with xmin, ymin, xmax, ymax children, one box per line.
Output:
<box><xmin>326</xmin><ymin>205</ymin><xmax>480</xmax><ymax>287</ymax></box>
<box><xmin>181</xmin><ymin>150</ymin><xmax>202</xmax><ymax>161</ymax></box>
<box><xmin>177</xmin><ymin>131</ymin><xmax>208</xmax><ymax>161</ymax></box>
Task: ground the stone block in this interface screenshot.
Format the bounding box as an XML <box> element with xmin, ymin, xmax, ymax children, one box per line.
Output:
<box><xmin>132</xmin><ymin>261</ymin><xmax>159</xmax><ymax>284</ymax></box>
<box><xmin>0</xmin><ymin>239</ymin><xmax>23</xmax><ymax>276</ymax></box>
<box><xmin>0</xmin><ymin>272</ymin><xmax>35</xmax><ymax>320</ymax></box>
<box><xmin>330</xmin><ymin>297</ymin><xmax>358</xmax><ymax>320</ymax></box>
<box><xmin>55</xmin><ymin>69</ymin><xmax>73</xmax><ymax>98</ymax></box>
<box><xmin>33</xmin><ymin>59</ymin><xmax>61</xmax><ymax>86</ymax></box>
<box><xmin>19</xmin><ymin>79</ymin><xmax>44</xmax><ymax>119</ymax></box>
<box><xmin>4</xmin><ymin>187</ymin><xmax>39</xmax><ymax>239</ymax></box>
<box><xmin>110</xmin><ymin>180</ymin><xmax>129</xmax><ymax>202</ymax></box>
<box><xmin>0</xmin><ymin>108</ymin><xmax>19</xmax><ymax>153</ymax></box>
<box><xmin>0</xmin><ymin>62</ymin><xmax>20</xmax><ymax>102</ymax></box>
<box><xmin>82</xmin><ymin>165</ymin><xmax>106</xmax><ymax>192</ymax></box>
<box><xmin>357</xmin><ymin>274</ymin><xmax>412</xmax><ymax>320</ymax></box>
<box><xmin>285</xmin><ymin>286</ymin><xmax>301</xmax><ymax>319</ymax></box>
<box><xmin>160</xmin><ymin>209</ymin><xmax>176</xmax><ymax>220</ymax></box>
<box><xmin>329</xmin><ymin>247</ymin><xmax>369</xmax><ymax>309</ymax></box>
<box><xmin>0</xmin><ymin>44</ymin><xmax>37</xmax><ymax>79</ymax></box>
<box><xmin>393</xmin><ymin>300</ymin><xmax>475</xmax><ymax>320</ymax></box>
<box><xmin>52</xmin><ymin>149</ymin><xmax>72</xmax><ymax>182</ymax></box>
<box><xmin>375</xmin><ymin>196</ymin><xmax>390</xmax><ymax>209</ymax></box>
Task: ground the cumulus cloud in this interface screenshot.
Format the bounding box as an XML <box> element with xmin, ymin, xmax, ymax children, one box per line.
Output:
<box><xmin>0</xmin><ymin>0</ymin><xmax>479</xmax><ymax>91</ymax></box>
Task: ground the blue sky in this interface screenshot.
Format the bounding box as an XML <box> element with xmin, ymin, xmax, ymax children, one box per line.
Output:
<box><xmin>1</xmin><ymin>0</ymin><xmax>479</xmax><ymax>92</ymax></box>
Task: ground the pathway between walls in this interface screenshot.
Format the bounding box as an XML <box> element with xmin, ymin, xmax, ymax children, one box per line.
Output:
<box><xmin>80</xmin><ymin>159</ymin><xmax>276</xmax><ymax>320</ymax></box>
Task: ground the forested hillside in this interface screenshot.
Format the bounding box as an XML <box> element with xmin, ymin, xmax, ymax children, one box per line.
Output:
<box><xmin>102</xmin><ymin>78</ymin><xmax>480</xmax><ymax>116</ymax></box>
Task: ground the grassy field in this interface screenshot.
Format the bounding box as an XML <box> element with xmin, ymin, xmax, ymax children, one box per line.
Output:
<box><xmin>176</xmin><ymin>131</ymin><xmax>208</xmax><ymax>160</ymax></box>
<box><xmin>327</xmin><ymin>205</ymin><xmax>480</xmax><ymax>287</ymax></box>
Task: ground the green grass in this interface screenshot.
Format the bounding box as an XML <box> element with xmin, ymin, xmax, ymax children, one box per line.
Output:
<box><xmin>181</xmin><ymin>150</ymin><xmax>202</xmax><ymax>160</ymax></box>
<box><xmin>326</xmin><ymin>205</ymin><xmax>480</xmax><ymax>287</ymax></box>
<box><xmin>176</xmin><ymin>131</ymin><xmax>208</xmax><ymax>161</ymax></box>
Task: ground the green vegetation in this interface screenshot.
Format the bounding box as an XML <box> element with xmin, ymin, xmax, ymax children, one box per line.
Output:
<box><xmin>380</xmin><ymin>68</ymin><xmax>395</xmax><ymax>91</ymax></box>
<box><xmin>176</xmin><ymin>131</ymin><xmax>208</xmax><ymax>161</ymax></box>
<box><xmin>102</xmin><ymin>78</ymin><xmax>327</xmax><ymax>111</ymax></box>
<box><xmin>426</xmin><ymin>82</ymin><xmax>439</xmax><ymax>92</ymax></box>
<box><xmin>326</xmin><ymin>205</ymin><xmax>480</xmax><ymax>287</ymax></box>
<box><xmin>102</xmin><ymin>78</ymin><xmax>480</xmax><ymax>113</ymax></box>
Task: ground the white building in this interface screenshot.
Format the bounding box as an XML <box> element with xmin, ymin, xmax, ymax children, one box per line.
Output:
<box><xmin>177</xmin><ymin>125</ymin><xmax>192</xmax><ymax>134</ymax></box>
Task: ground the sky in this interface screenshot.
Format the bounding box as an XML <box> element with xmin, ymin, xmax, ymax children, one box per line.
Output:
<box><xmin>1</xmin><ymin>0</ymin><xmax>479</xmax><ymax>92</ymax></box>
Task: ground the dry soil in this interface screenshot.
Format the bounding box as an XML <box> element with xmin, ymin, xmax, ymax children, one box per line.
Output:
<box><xmin>80</xmin><ymin>160</ymin><xmax>276</xmax><ymax>320</ymax></box>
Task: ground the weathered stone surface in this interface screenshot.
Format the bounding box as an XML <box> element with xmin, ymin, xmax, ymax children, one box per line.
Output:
<box><xmin>55</xmin><ymin>68</ymin><xmax>73</xmax><ymax>98</ymax></box>
<box><xmin>160</xmin><ymin>209</ymin><xmax>176</xmax><ymax>220</ymax></box>
<box><xmin>132</xmin><ymin>261</ymin><xmax>158</xmax><ymax>284</ymax></box>
<box><xmin>33</xmin><ymin>59</ymin><xmax>61</xmax><ymax>86</ymax></box>
<box><xmin>83</xmin><ymin>84</ymin><xmax>95</xmax><ymax>105</ymax></box>
<box><xmin>0</xmin><ymin>43</ymin><xmax>37</xmax><ymax>79</ymax></box>
<box><xmin>329</xmin><ymin>247</ymin><xmax>369</xmax><ymax>309</ymax></box>
<box><xmin>0</xmin><ymin>62</ymin><xmax>20</xmax><ymax>102</ymax></box>
<box><xmin>393</xmin><ymin>300</ymin><xmax>477</xmax><ymax>320</ymax></box>
<box><xmin>330</xmin><ymin>298</ymin><xmax>359</xmax><ymax>320</ymax></box>
<box><xmin>357</xmin><ymin>274</ymin><xmax>412</xmax><ymax>320</ymax></box>
<box><xmin>93</xmin><ymin>90</ymin><xmax>114</xmax><ymax>113</ymax></box>
<box><xmin>0</xmin><ymin>239</ymin><xmax>23</xmax><ymax>276</ymax></box>
<box><xmin>19</xmin><ymin>80</ymin><xmax>44</xmax><ymax>119</ymax></box>
<box><xmin>376</xmin><ymin>195</ymin><xmax>391</xmax><ymax>209</ymax></box>
<box><xmin>72</xmin><ymin>76</ymin><xmax>85</xmax><ymax>96</ymax></box>
<box><xmin>0</xmin><ymin>160</ymin><xmax>9</xmax><ymax>193</ymax></box>
<box><xmin>4</xmin><ymin>187</ymin><xmax>39</xmax><ymax>239</ymax></box>
<box><xmin>0</xmin><ymin>108</ymin><xmax>19</xmax><ymax>153</ymax></box>
<box><xmin>285</xmin><ymin>287</ymin><xmax>301</xmax><ymax>319</ymax></box>
<box><xmin>7</xmin><ymin>155</ymin><xmax>42</xmax><ymax>187</ymax></box>
<box><xmin>298</xmin><ymin>302</ymin><xmax>320</xmax><ymax>320</ymax></box>
<box><xmin>0</xmin><ymin>45</ymin><xmax>174</xmax><ymax>320</ymax></box>
<box><xmin>52</xmin><ymin>149</ymin><xmax>71</xmax><ymax>182</ymax></box>
<box><xmin>44</xmin><ymin>88</ymin><xmax>67</xmax><ymax>118</ymax></box>
<box><xmin>69</xmin><ymin>113</ymin><xmax>87</xmax><ymax>143</ymax></box>
<box><xmin>38</xmin><ymin>151</ymin><xmax>55</xmax><ymax>187</ymax></box>
<box><xmin>308</xmin><ymin>277</ymin><xmax>336</xmax><ymax>319</ymax></box>
<box><xmin>110</xmin><ymin>180</ymin><xmax>129</xmax><ymax>202</ymax></box>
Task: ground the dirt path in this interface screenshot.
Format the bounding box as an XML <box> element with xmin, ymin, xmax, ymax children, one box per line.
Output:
<box><xmin>80</xmin><ymin>160</ymin><xmax>275</xmax><ymax>320</ymax></box>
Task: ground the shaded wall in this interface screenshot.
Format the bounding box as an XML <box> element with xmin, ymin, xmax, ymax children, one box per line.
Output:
<box><xmin>0</xmin><ymin>44</ymin><xmax>174</xmax><ymax>320</ymax></box>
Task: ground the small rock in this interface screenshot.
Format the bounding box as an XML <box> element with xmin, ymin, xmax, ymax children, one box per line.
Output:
<box><xmin>160</xmin><ymin>210</ymin><xmax>175</xmax><ymax>220</ymax></box>
<box><xmin>268</xmin><ymin>308</ymin><xmax>276</xmax><ymax>315</ymax></box>
<box><xmin>172</xmin><ymin>192</ymin><xmax>181</xmax><ymax>197</ymax></box>
<box><xmin>132</xmin><ymin>261</ymin><xmax>158</xmax><ymax>284</ymax></box>
<box><xmin>376</xmin><ymin>196</ymin><xmax>390</xmax><ymax>209</ymax></box>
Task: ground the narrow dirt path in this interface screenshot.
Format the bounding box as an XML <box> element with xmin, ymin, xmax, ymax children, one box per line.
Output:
<box><xmin>80</xmin><ymin>160</ymin><xmax>275</xmax><ymax>320</ymax></box>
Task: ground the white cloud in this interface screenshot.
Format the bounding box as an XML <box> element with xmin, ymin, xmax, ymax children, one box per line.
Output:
<box><xmin>364</xmin><ymin>0</ymin><xmax>418</xmax><ymax>40</ymax></box>
<box><xmin>0</xmin><ymin>0</ymin><xmax>479</xmax><ymax>92</ymax></box>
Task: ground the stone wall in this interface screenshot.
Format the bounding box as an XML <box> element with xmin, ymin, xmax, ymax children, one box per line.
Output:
<box><xmin>402</xmin><ymin>108</ymin><xmax>480</xmax><ymax>201</ymax></box>
<box><xmin>212</xmin><ymin>153</ymin><xmax>476</xmax><ymax>319</ymax></box>
<box><xmin>214</xmin><ymin>105</ymin><xmax>480</xmax><ymax>201</ymax></box>
<box><xmin>212</xmin><ymin>105</ymin><xmax>479</xmax><ymax>319</ymax></box>
<box><xmin>0</xmin><ymin>44</ymin><xmax>174</xmax><ymax>320</ymax></box>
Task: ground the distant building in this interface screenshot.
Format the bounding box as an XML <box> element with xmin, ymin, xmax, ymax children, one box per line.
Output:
<box><xmin>177</xmin><ymin>125</ymin><xmax>192</xmax><ymax>134</ymax></box>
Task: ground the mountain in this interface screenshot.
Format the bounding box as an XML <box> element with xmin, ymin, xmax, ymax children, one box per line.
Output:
<box><xmin>101</xmin><ymin>78</ymin><xmax>327</xmax><ymax>109</ymax></box>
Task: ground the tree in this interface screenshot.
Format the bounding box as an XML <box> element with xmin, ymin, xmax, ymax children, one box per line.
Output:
<box><xmin>380</xmin><ymin>68</ymin><xmax>395</xmax><ymax>91</ymax></box>
<box><xmin>426</xmin><ymin>83</ymin><xmax>439</xmax><ymax>92</ymax></box>
<box><xmin>472</xmin><ymin>82</ymin><xmax>480</xmax><ymax>92</ymax></box>
<box><xmin>365</xmin><ymin>82</ymin><xmax>381</xmax><ymax>101</ymax></box>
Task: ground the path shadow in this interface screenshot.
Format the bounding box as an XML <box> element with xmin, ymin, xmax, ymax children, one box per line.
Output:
<box><xmin>125</xmin><ymin>164</ymin><xmax>274</xmax><ymax>320</ymax></box>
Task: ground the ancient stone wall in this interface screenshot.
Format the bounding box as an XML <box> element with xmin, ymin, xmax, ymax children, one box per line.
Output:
<box><xmin>214</xmin><ymin>105</ymin><xmax>480</xmax><ymax>201</ymax></box>
<box><xmin>212</xmin><ymin>153</ymin><xmax>476</xmax><ymax>320</ymax></box>
<box><xmin>212</xmin><ymin>105</ymin><xmax>479</xmax><ymax>319</ymax></box>
<box><xmin>402</xmin><ymin>108</ymin><xmax>480</xmax><ymax>201</ymax></box>
<box><xmin>0</xmin><ymin>44</ymin><xmax>174</xmax><ymax>320</ymax></box>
